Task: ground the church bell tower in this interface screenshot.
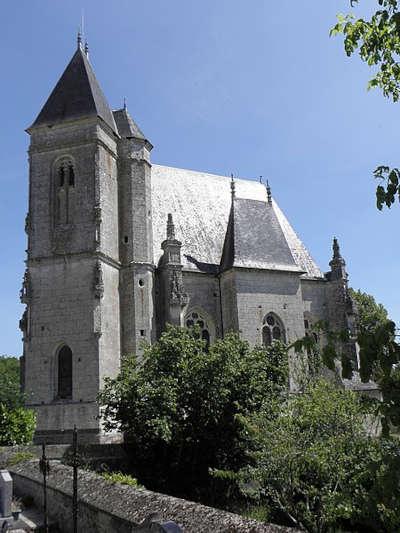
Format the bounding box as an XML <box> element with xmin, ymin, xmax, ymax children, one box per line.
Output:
<box><xmin>22</xmin><ymin>36</ymin><xmax>122</xmax><ymax>443</ymax></box>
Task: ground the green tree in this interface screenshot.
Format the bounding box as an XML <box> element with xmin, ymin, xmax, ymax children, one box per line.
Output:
<box><xmin>238</xmin><ymin>379</ymin><xmax>400</xmax><ymax>532</ymax></box>
<box><xmin>0</xmin><ymin>356</ymin><xmax>36</xmax><ymax>446</ymax></box>
<box><xmin>331</xmin><ymin>0</ymin><xmax>400</xmax><ymax>209</ymax></box>
<box><xmin>0</xmin><ymin>405</ymin><xmax>36</xmax><ymax>446</ymax></box>
<box><xmin>349</xmin><ymin>288</ymin><xmax>389</xmax><ymax>332</ymax></box>
<box><xmin>0</xmin><ymin>356</ymin><xmax>23</xmax><ymax>409</ymax></box>
<box><xmin>99</xmin><ymin>326</ymin><xmax>288</xmax><ymax>501</ymax></box>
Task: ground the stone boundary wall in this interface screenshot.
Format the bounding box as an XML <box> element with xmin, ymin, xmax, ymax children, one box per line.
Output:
<box><xmin>9</xmin><ymin>460</ymin><xmax>296</xmax><ymax>533</ymax></box>
<box><xmin>0</xmin><ymin>443</ymin><xmax>130</xmax><ymax>471</ymax></box>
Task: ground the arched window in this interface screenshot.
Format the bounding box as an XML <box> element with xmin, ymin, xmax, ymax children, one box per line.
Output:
<box><xmin>57</xmin><ymin>345</ymin><xmax>72</xmax><ymax>399</ymax></box>
<box><xmin>185</xmin><ymin>310</ymin><xmax>212</xmax><ymax>350</ymax></box>
<box><xmin>55</xmin><ymin>159</ymin><xmax>75</xmax><ymax>225</ymax></box>
<box><xmin>262</xmin><ymin>313</ymin><xmax>285</xmax><ymax>346</ymax></box>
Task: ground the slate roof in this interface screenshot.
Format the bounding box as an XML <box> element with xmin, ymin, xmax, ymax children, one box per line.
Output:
<box><xmin>220</xmin><ymin>198</ymin><xmax>301</xmax><ymax>272</ymax></box>
<box><xmin>151</xmin><ymin>165</ymin><xmax>324</xmax><ymax>278</ymax></box>
<box><xmin>29</xmin><ymin>47</ymin><xmax>117</xmax><ymax>134</ymax></box>
<box><xmin>113</xmin><ymin>108</ymin><xmax>146</xmax><ymax>140</ymax></box>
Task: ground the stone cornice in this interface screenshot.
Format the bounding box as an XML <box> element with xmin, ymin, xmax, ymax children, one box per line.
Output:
<box><xmin>27</xmin><ymin>251</ymin><xmax>121</xmax><ymax>269</ymax></box>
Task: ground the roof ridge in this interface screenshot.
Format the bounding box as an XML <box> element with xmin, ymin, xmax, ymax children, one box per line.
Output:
<box><xmin>152</xmin><ymin>163</ymin><xmax>267</xmax><ymax>187</ymax></box>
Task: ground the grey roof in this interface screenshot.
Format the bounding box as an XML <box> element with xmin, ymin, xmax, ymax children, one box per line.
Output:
<box><xmin>151</xmin><ymin>164</ymin><xmax>324</xmax><ymax>277</ymax></box>
<box><xmin>220</xmin><ymin>198</ymin><xmax>301</xmax><ymax>272</ymax></box>
<box><xmin>113</xmin><ymin>108</ymin><xmax>146</xmax><ymax>140</ymax></box>
<box><xmin>29</xmin><ymin>47</ymin><xmax>117</xmax><ymax>134</ymax></box>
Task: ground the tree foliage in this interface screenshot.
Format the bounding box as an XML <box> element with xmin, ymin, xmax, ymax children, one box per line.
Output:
<box><xmin>0</xmin><ymin>356</ymin><xmax>35</xmax><ymax>446</ymax></box>
<box><xmin>0</xmin><ymin>404</ymin><xmax>36</xmax><ymax>446</ymax></box>
<box><xmin>99</xmin><ymin>326</ymin><xmax>288</xmax><ymax>501</ymax></box>
<box><xmin>331</xmin><ymin>0</ymin><xmax>400</xmax><ymax>209</ymax></box>
<box><xmin>0</xmin><ymin>356</ymin><xmax>24</xmax><ymax>409</ymax></box>
<box><xmin>238</xmin><ymin>379</ymin><xmax>400</xmax><ymax>532</ymax></box>
<box><xmin>349</xmin><ymin>288</ymin><xmax>389</xmax><ymax>332</ymax></box>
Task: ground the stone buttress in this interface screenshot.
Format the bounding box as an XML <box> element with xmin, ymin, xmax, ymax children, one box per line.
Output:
<box><xmin>113</xmin><ymin>107</ymin><xmax>155</xmax><ymax>357</ymax></box>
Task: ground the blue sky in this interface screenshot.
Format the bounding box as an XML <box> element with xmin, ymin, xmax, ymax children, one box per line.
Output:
<box><xmin>0</xmin><ymin>0</ymin><xmax>399</xmax><ymax>356</ymax></box>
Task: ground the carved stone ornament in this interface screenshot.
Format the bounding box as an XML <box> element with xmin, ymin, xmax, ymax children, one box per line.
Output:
<box><xmin>94</xmin><ymin>204</ymin><xmax>102</xmax><ymax>224</ymax></box>
<box><xmin>130</xmin><ymin>147</ymin><xmax>150</xmax><ymax>164</ymax></box>
<box><xmin>93</xmin><ymin>260</ymin><xmax>104</xmax><ymax>299</ymax></box>
<box><xmin>170</xmin><ymin>269</ymin><xmax>188</xmax><ymax>307</ymax></box>
<box><xmin>19</xmin><ymin>308</ymin><xmax>28</xmax><ymax>334</ymax></box>
<box><xmin>93</xmin><ymin>204</ymin><xmax>102</xmax><ymax>249</ymax></box>
<box><xmin>53</xmin><ymin>225</ymin><xmax>73</xmax><ymax>255</ymax></box>
<box><xmin>24</xmin><ymin>212</ymin><xmax>31</xmax><ymax>235</ymax></box>
<box><xmin>20</xmin><ymin>270</ymin><xmax>32</xmax><ymax>304</ymax></box>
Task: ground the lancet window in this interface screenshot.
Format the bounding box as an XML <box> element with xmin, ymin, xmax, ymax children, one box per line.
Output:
<box><xmin>57</xmin><ymin>345</ymin><xmax>73</xmax><ymax>399</ymax></box>
<box><xmin>262</xmin><ymin>313</ymin><xmax>285</xmax><ymax>346</ymax></box>
<box><xmin>55</xmin><ymin>159</ymin><xmax>75</xmax><ymax>224</ymax></box>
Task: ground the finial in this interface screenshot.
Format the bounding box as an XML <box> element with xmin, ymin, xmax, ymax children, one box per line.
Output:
<box><xmin>84</xmin><ymin>40</ymin><xmax>89</xmax><ymax>58</ymax></box>
<box><xmin>77</xmin><ymin>30</ymin><xmax>82</xmax><ymax>49</ymax></box>
<box><xmin>230</xmin><ymin>173</ymin><xmax>236</xmax><ymax>200</ymax></box>
<box><xmin>259</xmin><ymin>175</ymin><xmax>262</xmax><ymax>183</ymax></box>
<box><xmin>123</xmin><ymin>97</ymin><xmax>127</xmax><ymax>110</ymax></box>
<box><xmin>266</xmin><ymin>179</ymin><xmax>272</xmax><ymax>205</ymax></box>
<box><xmin>167</xmin><ymin>213</ymin><xmax>175</xmax><ymax>240</ymax></box>
<box><xmin>332</xmin><ymin>237</ymin><xmax>341</xmax><ymax>259</ymax></box>
<box><xmin>329</xmin><ymin>236</ymin><xmax>346</xmax><ymax>274</ymax></box>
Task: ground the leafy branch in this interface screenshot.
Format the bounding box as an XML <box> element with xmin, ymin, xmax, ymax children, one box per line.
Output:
<box><xmin>331</xmin><ymin>1</ymin><xmax>400</xmax><ymax>208</ymax></box>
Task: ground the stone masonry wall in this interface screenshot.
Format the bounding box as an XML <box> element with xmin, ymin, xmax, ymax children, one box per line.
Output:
<box><xmin>182</xmin><ymin>272</ymin><xmax>222</xmax><ymax>338</ymax></box>
<box><xmin>300</xmin><ymin>278</ymin><xmax>328</xmax><ymax>326</ymax></box>
<box><xmin>10</xmin><ymin>461</ymin><xmax>296</xmax><ymax>533</ymax></box>
<box><xmin>235</xmin><ymin>269</ymin><xmax>305</xmax><ymax>346</ymax></box>
<box><xmin>25</xmin><ymin>256</ymin><xmax>101</xmax><ymax>437</ymax></box>
<box><xmin>25</xmin><ymin>118</ymin><xmax>121</xmax><ymax>442</ymax></box>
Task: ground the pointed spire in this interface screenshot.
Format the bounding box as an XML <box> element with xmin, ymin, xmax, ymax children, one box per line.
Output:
<box><xmin>123</xmin><ymin>97</ymin><xmax>127</xmax><ymax>110</ymax></box>
<box><xmin>166</xmin><ymin>213</ymin><xmax>175</xmax><ymax>240</ymax></box>
<box><xmin>28</xmin><ymin>45</ymin><xmax>117</xmax><ymax>134</ymax></box>
<box><xmin>230</xmin><ymin>173</ymin><xmax>236</xmax><ymax>201</ymax></box>
<box><xmin>329</xmin><ymin>236</ymin><xmax>346</xmax><ymax>279</ymax></box>
<box><xmin>266</xmin><ymin>180</ymin><xmax>272</xmax><ymax>205</ymax></box>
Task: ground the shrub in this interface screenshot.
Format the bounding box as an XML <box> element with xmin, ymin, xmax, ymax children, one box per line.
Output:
<box><xmin>100</xmin><ymin>471</ymin><xmax>141</xmax><ymax>487</ymax></box>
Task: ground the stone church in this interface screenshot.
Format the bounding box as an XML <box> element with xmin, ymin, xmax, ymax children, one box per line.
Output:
<box><xmin>20</xmin><ymin>38</ymin><xmax>357</xmax><ymax>443</ymax></box>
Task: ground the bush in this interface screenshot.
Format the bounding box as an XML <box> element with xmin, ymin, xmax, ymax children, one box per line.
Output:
<box><xmin>100</xmin><ymin>471</ymin><xmax>141</xmax><ymax>487</ymax></box>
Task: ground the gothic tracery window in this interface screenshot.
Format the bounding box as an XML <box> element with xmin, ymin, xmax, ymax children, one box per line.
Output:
<box><xmin>57</xmin><ymin>345</ymin><xmax>73</xmax><ymax>399</ymax></box>
<box><xmin>56</xmin><ymin>159</ymin><xmax>75</xmax><ymax>224</ymax></box>
<box><xmin>262</xmin><ymin>313</ymin><xmax>285</xmax><ymax>346</ymax></box>
<box><xmin>185</xmin><ymin>311</ymin><xmax>212</xmax><ymax>349</ymax></box>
